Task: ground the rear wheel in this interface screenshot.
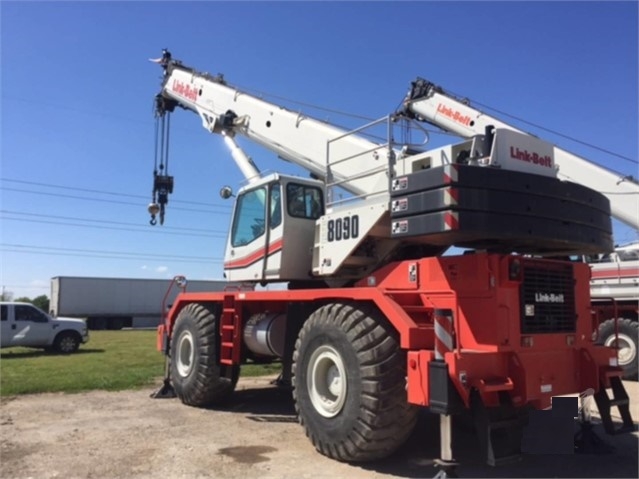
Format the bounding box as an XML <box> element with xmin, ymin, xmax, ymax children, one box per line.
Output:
<box><xmin>170</xmin><ymin>303</ymin><xmax>239</xmax><ymax>406</ymax></box>
<box><xmin>598</xmin><ymin>318</ymin><xmax>638</xmax><ymax>379</ymax></box>
<box><xmin>292</xmin><ymin>302</ymin><xmax>417</xmax><ymax>462</ymax></box>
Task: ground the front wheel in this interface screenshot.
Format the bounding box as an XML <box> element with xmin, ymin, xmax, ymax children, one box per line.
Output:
<box><xmin>53</xmin><ymin>331</ymin><xmax>80</xmax><ymax>354</ymax></box>
<box><xmin>598</xmin><ymin>318</ymin><xmax>638</xmax><ymax>379</ymax></box>
<box><xmin>170</xmin><ymin>303</ymin><xmax>239</xmax><ymax>406</ymax></box>
<box><xmin>292</xmin><ymin>302</ymin><xmax>417</xmax><ymax>462</ymax></box>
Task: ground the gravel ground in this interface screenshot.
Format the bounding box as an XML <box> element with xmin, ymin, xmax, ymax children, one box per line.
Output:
<box><xmin>1</xmin><ymin>377</ymin><xmax>637</xmax><ymax>479</ymax></box>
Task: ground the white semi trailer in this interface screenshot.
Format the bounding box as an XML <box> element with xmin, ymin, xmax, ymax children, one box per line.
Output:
<box><xmin>50</xmin><ymin>276</ymin><xmax>230</xmax><ymax>330</ymax></box>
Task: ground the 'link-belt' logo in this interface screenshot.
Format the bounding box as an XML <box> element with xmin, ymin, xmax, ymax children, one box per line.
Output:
<box><xmin>172</xmin><ymin>80</ymin><xmax>198</xmax><ymax>102</ymax></box>
<box><xmin>535</xmin><ymin>292</ymin><xmax>565</xmax><ymax>303</ymax></box>
<box><xmin>510</xmin><ymin>147</ymin><xmax>553</xmax><ymax>168</ymax></box>
<box><xmin>437</xmin><ymin>103</ymin><xmax>472</xmax><ymax>126</ymax></box>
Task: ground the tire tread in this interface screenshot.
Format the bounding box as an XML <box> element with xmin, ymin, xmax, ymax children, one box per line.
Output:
<box><xmin>292</xmin><ymin>301</ymin><xmax>418</xmax><ymax>462</ymax></box>
<box><xmin>171</xmin><ymin>303</ymin><xmax>239</xmax><ymax>407</ymax></box>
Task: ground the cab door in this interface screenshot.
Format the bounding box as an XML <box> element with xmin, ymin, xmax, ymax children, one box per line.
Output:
<box><xmin>12</xmin><ymin>304</ymin><xmax>52</xmax><ymax>347</ymax></box>
<box><xmin>224</xmin><ymin>183</ymin><xmax>270</xmax><ymax>282</ymax></box>
<box><xmin>0</xmin><ymin>305</ymin><xmax>13</xmax><ymax>348</ymax></box>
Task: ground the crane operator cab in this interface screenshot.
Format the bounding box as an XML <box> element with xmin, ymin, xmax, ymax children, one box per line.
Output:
<box><xmin>222</xmin><ymin>173</ymin><xmax>324</xmax><ymax>283</ymax></box>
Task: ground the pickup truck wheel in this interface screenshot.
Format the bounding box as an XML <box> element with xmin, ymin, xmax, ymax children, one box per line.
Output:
<box><xmin>53</xmin><ymin>331</ymin><xmax>81</xmax><ymax>354</ymax></box>
<box><xmin>170</xmin><ymin>303</ymin><xmax>239</xmax><ymax>407</ymax></box>
<box><xmin>292</xmin><ymin>302</ymin><xmax>418</xmax><ymax>462</ymax></box>
<box><xmin>597</xmin><ymin>318</ymin><xmax>638</xmax><ymax>379</ymax></box>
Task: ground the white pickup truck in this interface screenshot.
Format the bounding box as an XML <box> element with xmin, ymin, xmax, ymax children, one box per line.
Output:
<box><xmin>0</xmin><ymin>302</ymin><xmax>89</xmax><ymax>353</ymax></box>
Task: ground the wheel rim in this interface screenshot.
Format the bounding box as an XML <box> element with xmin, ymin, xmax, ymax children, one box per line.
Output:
<box><xmin>604</xmin><ymin>333</ymin><xmax>637</xmax><ymax>367</ymax></box>
<box><xmin>307</xmin><ymin>345</ymin><xmax>347</xmax><ymax>418</ymax></box>
<box><xmin>60</xmin><ymin>336</ymin><xmax>76</xmax><ymax>353</ymax></box>
<box><xmin>176</xmin><ymin>330</ymin><xmax>195</xmax><ymax>377</ymax></box>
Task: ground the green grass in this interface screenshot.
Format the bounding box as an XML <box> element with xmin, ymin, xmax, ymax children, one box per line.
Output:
<box><xmin>0</xmin><ymin>330</ymin><xmax>281</xmax><ymax>397</ymax></box>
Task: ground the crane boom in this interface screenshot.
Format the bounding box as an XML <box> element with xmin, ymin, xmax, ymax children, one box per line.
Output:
<box><xmin>154</xmin><ymin>50</ymin><xmax>392</xmax><ymax>199</ymax></box>
<box><xmin>402</xmin><ymin>78</ymin><xmax>639</xmax><ymax>229</ymax></box>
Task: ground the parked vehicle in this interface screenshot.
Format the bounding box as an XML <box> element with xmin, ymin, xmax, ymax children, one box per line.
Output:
<box><xmin>588</xmin><ymin>241</ymin><xmax>639</xmax><ymax>379</ymax></box>
<box><xmin>0</xmin><ymin>302</ymin><xmax>89</xmax><ymax>353</ymax></box>
<box><xmin>50</xmin><ymin>276</ymin><xmax>230</xmax><ymax>330</ymax></box>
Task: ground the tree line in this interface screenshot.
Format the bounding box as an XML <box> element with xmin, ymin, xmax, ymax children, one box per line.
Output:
<box><xmin>0</xmin><ymin>291</ymin><xmax>50</xmax><ymax>312</ymax></box>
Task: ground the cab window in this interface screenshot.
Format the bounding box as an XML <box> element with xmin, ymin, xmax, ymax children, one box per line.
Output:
<box><xmin>618</xmin><ymin>250</ymin><xmax>639</xmax><ymax>262</ymax></box>
<box><xmin>585</xmin><ymin>253</ymin><xmax>611</xmax><ymax>264</ymax></box>
<box><xmin>287</xmin><ymin>183</ymin><xmax>323</xmax><ymax>219</ymax></box>
<box><xmin>270</xmin><ymin>183</ymin><xmax>282</xmax><ymax>229</ymax></box>
<box><xmin>231</xmin><ymin>187</ymin><xmax>266</xmax><ymax>247</ymax></box>
<box><xmin>1</xmin><ymin>305</ymin><xmax>7</xmax><ymax>321</ymax></box>
<box><xmin>15</xmin><ymin>305</ymin><xmax>49</xmax><ymax>323</ymax></box>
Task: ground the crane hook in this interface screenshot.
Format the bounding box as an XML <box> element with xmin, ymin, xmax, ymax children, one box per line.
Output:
<box><xmin>148</xmin><ymin>202</ymin><xmax>160</xmax><ymax>226</ymax></box>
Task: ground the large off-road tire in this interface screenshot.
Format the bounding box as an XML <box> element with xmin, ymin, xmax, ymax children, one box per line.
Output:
<box><xmin>292</xmin><ymin>302</ymin><xmax>418</xmax><ymax>462</ymax></box>
<box><xmin>597</xmin><ymin>318</ymin><xmax>638</xmax><ymax>379</ymax></box>
<box><xmin>170</xmin><ymin>303</ymin><xmax>239</xmax><ymax>407</ymax></box>
<box><xmin>53</xmin><ymin>331</ymin><xmax>81</xmax><ymax>354</ymax></box>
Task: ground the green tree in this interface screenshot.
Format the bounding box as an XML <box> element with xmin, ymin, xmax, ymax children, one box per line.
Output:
<box><xmin>33</xmin><ymin>295</ymin><xmax>50</xmax><ymax>312</ymax></box>
<box><xmin>10</xmin><ymin>295</ymin><xmax>50</xmax><ymax>312</ymax></box>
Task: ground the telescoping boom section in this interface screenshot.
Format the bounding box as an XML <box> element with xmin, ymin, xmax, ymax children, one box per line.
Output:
<box><xmin>150</xmin><ymin>51</ymin><xmax>633</xmax><ymax>469</ymax></box>
<box><xmin>401</xmin><ymin>77</ymin><xmax>639</xmax><ymax>230</ymax></box>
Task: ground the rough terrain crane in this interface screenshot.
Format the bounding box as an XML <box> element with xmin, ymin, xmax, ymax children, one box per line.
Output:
<box><xmin>401</xmin><ymin>78</ymin><xmax>639</xmax><ymax>379</ymax></box>
<box><xmin>148</xmin><ymin>50</ymin><xmax>634</xmax><ymax>470</ymax></box>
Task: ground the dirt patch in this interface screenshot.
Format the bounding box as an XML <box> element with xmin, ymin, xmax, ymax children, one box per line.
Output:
<box><xmin>0</xmin><ymin>377</ymin><xmax>637</xmax><ymax>479</ymax></box>
<box><xmin>0</xmin><ymin>376</ymin><xmax>390</xmax><ymax>479</ymax></box>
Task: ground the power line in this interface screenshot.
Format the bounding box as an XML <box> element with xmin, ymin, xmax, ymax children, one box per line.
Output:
<box><xmin>1</xmin><ymin>248</ymin><xmax>223</xmax><ymax>264</ymax></box>
<box><xmin>440</xmin><ymin>89</ymin><xmax>638</xmax><ymax>166</ymax></box>
<box><xmin>239</xmin><ymin>83</ymin><xmax>636</xmax><ymax>166</ymax></box>
<box><xmin>0</xmin><ymin>186</ymin><xmax>229</xmax><ymax>214</ymax></box>
<box><xmin>0</xmin><ymin>216</ymin><xmax>226</xmax><ymax>238</ymax></box>
<box><xmin>1</xmin><ymin>95</ymin><xmax>203</xmax><ymax>138</ymax></box>
<box><xmin>1</xmin><ymin>243</ymin><xmax>223</xmax><ymax>263</ymax></box>
<box><xmin>1</xmin><ymin>209</ymin><xmax>226</xmax><ymax>234</ymax></box>
<box><xmin>1</xmin><ymin>177</ymin><xmax>229</xmax><ymax>208</ymax></box>
<box><xmin>238</xmin><ymin>85</ymin><xmax>377</xmax><ymax>123</ymax></box>
<box><xmin>482</xmin><ymin>102</ymin><xmax>637</xmax><ymax>165</ymax></box>
<box><xmin>4</xmin><ymin>78</ymin><xmax>635</xmax><ymax>167</ymax></box>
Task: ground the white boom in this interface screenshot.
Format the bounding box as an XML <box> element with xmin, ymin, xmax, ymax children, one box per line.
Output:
<box><xmin>402</xmin><ymin>78</ymin><xmax>639</xmax><ymax>229</ymax></box>
<box><xmin>154</xmin><ymin>51</ymin><xmax>394</xmax><ymax>199</ymax></box>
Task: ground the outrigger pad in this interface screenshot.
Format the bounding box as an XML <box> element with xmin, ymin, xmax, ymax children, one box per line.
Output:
<box><xmin>150</xmin><ymin>379</ymin><xmax>177</xmax><ymax>399</ymax></box>
<box><xmin>390</xmin><ymin>165</ymin><xmax>613</xmax><ymax>255</ymax></box>
<box><xmin>574</xmin><ymin>421</ymin><xmax>615</xmax><ymax>455</ymax></box>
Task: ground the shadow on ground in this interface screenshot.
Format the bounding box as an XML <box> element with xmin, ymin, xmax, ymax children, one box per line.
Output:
<box><xmin>211</xmin><ymin>383</ymin><xmax>639</xmax><ymax>479</ymax></box>
<box><xmin>0</xmin><ymin>348</ymin><xmax>105</xmax><ymax>359</ymax></box>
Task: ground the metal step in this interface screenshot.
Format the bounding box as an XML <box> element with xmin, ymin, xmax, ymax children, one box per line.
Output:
<box><xmin>609</xmin><ymin>398</ymin><xmax>629</xmax><ymax>407</ymax></box>
<box><xmin>220</xmin><ymin>296</ymin><xmax>240</xmax><ymax>365</ymax></box>
<box><xmin>594</xmin><ymin>376</ymin><xmax>635</xmax><ymax>434</ymax></box>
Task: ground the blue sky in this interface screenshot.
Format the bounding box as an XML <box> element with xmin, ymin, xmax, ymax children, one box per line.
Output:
<box><xmin>1</xmin><ymin>1</ymin><xmax>637</xmax><ymax>300</ymax></box>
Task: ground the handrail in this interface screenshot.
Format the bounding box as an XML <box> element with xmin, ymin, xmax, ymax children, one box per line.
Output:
<box><xmin>161</xmin><ymin>275</ymin><xmax>187</xmax><ymax>328</ymax></box>
<box><xmin>324</xmin><ymin>115</ymin><xmax>430</xmax><ymax>209</ymax></box>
